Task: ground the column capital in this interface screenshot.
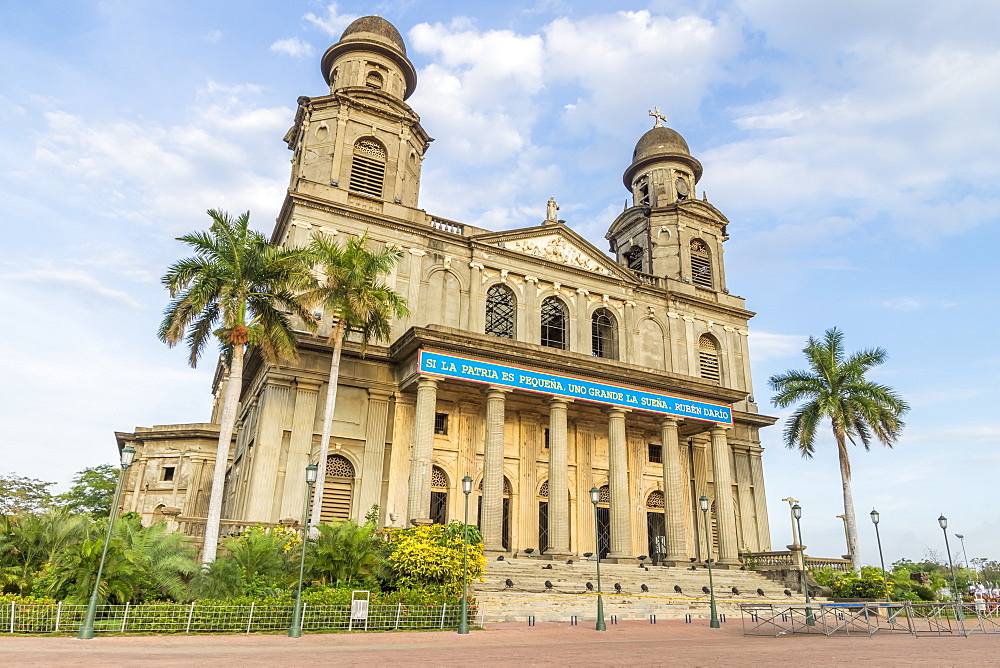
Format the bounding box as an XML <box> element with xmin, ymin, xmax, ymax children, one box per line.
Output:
<box><xmin>485</xmin><ymin>386</ymin><xmax>511</xmax><ymax>399</ymax></box>
<box><xmin>548</xmin><ymin>396</ymin><xmax>572</xmax><ymax>408</ymax></box>
<box><xmin>660</xmin><ymin>417</ymin><xmax>679</xmax><ymax>428</ymax></box>
<box><xmin>417</xmin><ymin>375</ymin><xmax>439</xmax><ymax>389</ymax></box>
<box><xmin>605</xmin><ymin>406</ymin><xmax>631</xmax><ymax>418</ymax></box>
<box><xmin>709</xmin><ymin>424</ymin><xmax>732</xmax><ymax>435</ymax></box>
<box><xmin>294</xmin><ymin>378</ymin><xmax>323</xmax><ymax>392</ymax></box>
<box><xmin>367</xmin><ymin>388</ymin><xmax>394</xmax><ymax>402</ymax></box>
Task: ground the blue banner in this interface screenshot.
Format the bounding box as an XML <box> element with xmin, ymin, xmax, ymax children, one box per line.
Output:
<box><xmin>418</xmin><ymin>350</ymin><xmax>732</xmax><ymax>424</ymax></box>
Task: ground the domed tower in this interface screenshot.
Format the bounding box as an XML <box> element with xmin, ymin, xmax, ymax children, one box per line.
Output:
<box><xmin>282</xmin><ymin>16</ymin><xmax>431</xmax><ymax>211</ymax></box>
<box><xmin>607</xmin><ymin>114</ymin><xmax>729</xmax><ymax>292</ymax></box>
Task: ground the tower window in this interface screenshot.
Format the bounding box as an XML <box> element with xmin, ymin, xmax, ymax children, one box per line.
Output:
<box><xmin>365</xmin><ymin>71</ymin><xmax>384</xmax><ymax>90</ymax></box>
<box><xmin>485</xmin><ymin>284</ymin><xmax>516</xmax><ymax>339</ymax></box>
<box><xmin>162</xmin><ymin>466</ymin><xmax>175</xmax><ymax>482</ymax></box>
<box><xmin>543</xmin><ymin>428</ymin><xmax>550</xmax><ymax>449</ymax></box>
<box><xmin>540</xmin><ymin>296</ymin><xmax>567</xmax><ymax>349</ymax></box>
<box><xmin>675</xmin><ymin>176</ymin><xmax>690</xmax><ymax>201</ymax></box>
<box><xmin>690</xmin><ymin>239</ymin><xmax>713</xmax><ymax>289</ymax></box>
<box><xmin>698</xmin><ymin>335</ymin><xmax>721</xmax><ymax>384</ymax></box>
<box><xmin>647</xmin><ymin>444</ymin><xmax>662</xmax><ymax>464</ymax></box>
<box><xmin>624</xmin><ymin>245</ymin><xmax>644</xmax><ymax>272</ymax></box>
<box><xmin>636</xmin><ymin>176</ymin><xmax>650</xmax><ymax>206</ymax></box>
<box><xmin>591</xmin><ymin>308</ymin><xmax>618</xmax><ymax>359</ymax></box>
<box><xmin>349</xmin><ymin>138</ymin><xmax>387</xmax><ymax>198</ymax></box>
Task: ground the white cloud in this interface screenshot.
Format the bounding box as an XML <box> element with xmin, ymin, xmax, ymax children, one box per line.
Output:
<box><xmin>202</xmin><ymin>30</ymin><xmax>222</xmax><ymax>43</ymax></box>
<box><xmin>880</xmin><ymin>297</ymin><xmax>922</xmax><ymax>311</ymax></box>
<box><xmin>304</xmin><ymin>3</ymin><xmax>356</xmax><ymax>37</ymax></box>
<box><xmin>748</xmin><ymin>331</ymin><xmax>804</xmax><ymax>362</ymax></box>
<box><xmin>270</xmin><ymin>37</ymin><xmax>314</xmax><ymax>58</ymax></box>
<box><xmin>2</xmin><ymin>264</ymin><xmax>142</xmax><ymax>308</ymax></box>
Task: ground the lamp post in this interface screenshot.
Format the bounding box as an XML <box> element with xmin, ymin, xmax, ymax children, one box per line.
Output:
<box><xmin>870</xmin><ymin>509</ymin><xmax>890</xmax><ymax>602</ymax></box>
<box><xmin>78</xmin><ymin>444</ymin><xmax>135</xmax><ymax>640</ymax></box>
<box><xmin>458</xmin><ymin>475</ymin><xmax>473</xmax><ymax>635</ymax></box>
<box><xmin>792</xmin><ymin>503</ymin><xmax>815</xmax><ymax>626</ymax></box>
<box><xmin>699</xmin><ymin>495</ymin><xmax>720</xmax><ymax>629</ymax></box>
<box><xmin>938</xmin><ymin>515</ymin><xmax>962</xmax><ymax>607</ymax></box>
<box><xmin>590</xmin><ymin>487</ymin><xmax>606</xmax><ymax>631</ymax></box>
<box><xmin>955</xmin><ymin>534</ymin><xmax>971</xmax><ymax>582</ymax></box>
<box><xmin>288</xmin><ymin>463</ymin><xmax>318</xmax><ymax>638</ymax></box>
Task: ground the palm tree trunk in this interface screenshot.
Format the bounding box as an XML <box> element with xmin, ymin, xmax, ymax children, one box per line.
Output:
<box><xmin>836</xmin><ymin>431</ymin><xmax>861</xmax><ymax>571</ymax></box>
<box><xmin>311</xmin><ymin>319</ymin><xmax>347</xmax><ymax>526</ymax></box>
<box><xmin>200</xmin><ymin>343</ymin><xmax>244</xmax><ymax>564</ymax></box>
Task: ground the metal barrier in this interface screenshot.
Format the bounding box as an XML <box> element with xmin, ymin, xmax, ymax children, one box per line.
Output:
<box><xmin>2</xmin><ymin>601</ymin><xmax>483</xmax><ymax>635</ymax></box>
<box><xmin>742</xmin><ymin>601</ymin><xmax>1000</xmax><ymax>638</ymax></box>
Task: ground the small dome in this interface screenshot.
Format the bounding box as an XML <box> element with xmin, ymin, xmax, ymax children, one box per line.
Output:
<box><xmin>340</xmin><ymin>16</ymin><xmax>406</xmax><ymax>55</ymax></box>
<box><xmin>632</xmin><ymin>126</ymin><xmax>690</xmax><ymax>162</ymax></box>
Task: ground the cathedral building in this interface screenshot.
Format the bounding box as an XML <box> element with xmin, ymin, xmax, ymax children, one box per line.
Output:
<box><xmin>116</xmin><ymin>16</ymin><xmax>775</xmax><ymax>565</ymax></box>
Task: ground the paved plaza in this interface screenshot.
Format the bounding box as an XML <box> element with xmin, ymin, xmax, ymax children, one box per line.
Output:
<box><xmin>1</xmin><ymin>620</ymin><xmax>996</xmax><ymax>667</ymax></box>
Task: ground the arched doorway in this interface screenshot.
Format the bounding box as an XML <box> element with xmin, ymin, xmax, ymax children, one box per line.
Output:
<box><xmin>430</xmin><ymin>466</ymin><xmax>449</xmax><ymax>525</ymax></box>
<box><xmin>538</xmin><ymin>480</ymin><xmax>549</xmax><ymax>553</ymax></box>
<box><xmin>320</xmin><ymin>454</ymin><xmax>355</xmax><ymax>523</ymax></box>
<box><xmin>478</xmin><ymin>476</ymin><xmax>512</xmax><ymax>550</ymax></box>
<box><xmin>645</xmin><ymin>490</ymin><xmax>666</xmax><ymax>565</ymax></box>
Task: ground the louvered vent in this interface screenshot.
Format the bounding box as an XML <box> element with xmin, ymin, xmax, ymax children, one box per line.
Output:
<box><xmin>699</xmin><ymin>335</ymin><xmax>721</xmax><ymax>384</ymax></box>
<box><xmin>320</xmin><ymin>455</ymin><xmax>355</xmax><ymax>522</ymax></box>
<box><xmin>349</xmin><ymin>139</ymin><xmax>386</xmax><ymax>198</ymax></box>
<box><xmin>690</xmin><ymin>239</ymin><xmax>712</xmax><ymax>288</ymax></box>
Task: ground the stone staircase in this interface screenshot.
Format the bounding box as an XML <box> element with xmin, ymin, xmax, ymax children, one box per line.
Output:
<box><xmin>473</xmin><ymin>557</ymin><xmax>824</xmax><ymax>623</ymax></box>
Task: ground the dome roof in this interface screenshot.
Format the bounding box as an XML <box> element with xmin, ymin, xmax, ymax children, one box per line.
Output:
<box><xmin>340</xmin><ymin>16</ymin><xmax>406</xmax><ymax>55</ymax></box>
<box><xmin>632</xmin><ymin>125</ymin><xmax>691</xmax><ymax>162</ymax></box>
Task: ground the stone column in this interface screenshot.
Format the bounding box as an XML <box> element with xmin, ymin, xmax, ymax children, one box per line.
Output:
<box><xmin>576</xmin><ymin>289</ymin><xmax>590</xmax><ymax>353</ymax></box>
<box><xmin>734</xmin><ymin>449</ymin><xmax>759</xmax><ymax>552</ymax></box>
<box><xmin>690</xmin><ymin>433</ymin><xmax>711</xmax><ymax>561</ymax></box>
<box><xmin>280</xmin><ymin>379</ymin><xmax>320</xmax><ymax>520</ymax></box>
<box><xmin>547</xmin><ymin>397</ymin><xmax>572</xmax><ymax>556</ymax></box>
<box><xmin>749</xmin><ymin>449</ymin><xmax>772</xmax><ymax>551</ymax></box>
<box><xmin>357</xmin><ymin>390</ymin><xmax>392</xmax><ymax>523</ymax></box>
<box><xmin>385</xmin><ymin>394</ymin><xmax>415</xmax><ymax>524</ymax></box>
<box><xmin>710</xmin><ymin>426</ymin><xmax>739</xmax><ymax>565</ymax></box>
<box><xmin>468</xmin><ymin>262</ymin><xmax>484</xmax><ymax>331</ymax></box>
<box><xmin>247</xmin><ymin>377</ymin><xmax>293</xmax><ymax>523</ymax></box>
<box><xmin>482</xmin><ymin>386</ymin><xmax>509</xmax><ymax>553</ymax></box>
<box><xmin>406</xmin><ymin>377</ymin><xmax>438</xmax><ymax>524</ymax></box>
<box><xmin>606</xmin><ymin>407</ymin><xmax>632</xmax><ymax>560</ymax></box>
<box><xmin>660</xmin><ymin>418</ymin><xmax>689</xmax><ymax>563</ymax></box>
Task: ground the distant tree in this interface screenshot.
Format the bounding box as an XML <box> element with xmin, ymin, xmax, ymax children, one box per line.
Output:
<box><xmin>0</xmin><ymin>473</ymin><xmax>55</xmax><ymax>516</ymax></box>
<box><xmin>769</xmin><ymin>328</ymin><xmax>909</xmax><ymax>571</ymax></box>
<box><xmin>159</xmin><ymin>209</ymin><xmax>315</xmax><ymax>564</ymax></box>
<box><xmin>301</xmin><ymin>233</ymin><xmax>408</xmax><ymax>522</ymax></box>
<box><xmin>56</xmin><ymin>464</ymin><xmax>118</xmax><ymax>517</ymax></box>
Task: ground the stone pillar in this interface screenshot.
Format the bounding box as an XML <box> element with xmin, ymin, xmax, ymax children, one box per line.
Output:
<box><xmin>734</xmin><ymin>449</ymin><xmax>759</xmax><ymax>552</ymax></box>
<box><xmin>749</xmin><ymin>449</ymin><xmax>772</xmax><ymax>551</ymax></box>
<box><xmin>690</xmin><ymin>433</ymin><xmax>711</xmax><ymax>561</ymax></box>
<box><xmin>406</xmin><ymin>377</ymin><xmax>438</xmax><ymax>524</ymax></box>
<box><xmin>385</xmin><ymin>394</ymin><xmax>415</xmax><ymax>523</ymax></box>
<box><xmin>547</xmin><ymin>397</ymin><xmax>572</xmax><ymax>556</ymax></box>
<box><xmin>710</xmin><ymin>426</ymin><xmax>739</xmax><ymax>565</ymax></box>
<box><xmin>247</xmin><ymin>377</ymin><xmax>293</xmax><ymax>523</ymax></box>
<box><xmin>606</xmin><ymin>407</ymin><xmax>632</xmax><ymax>560</ymax></box>
<box><xmin>660</xmin><ymin>418</ymin><xmax>688</xmax><ymax>563</ymax></box>
<box><xmin>576</xmin><ymin>289</ymin><xmax>590</xmax><ymax>353</ymax></box>
<box><xmin>280</xmin><ymin>379</ymin><xmax>320</xmax><ymax>520</ymax></box>
<box><xmin>357</xmin><ymin>390</ymin><xmax>392</xmax><ymax>523</ymax></box>
<box><xmin>482</xmin><ymin>386</ymin><xmax>509</xmax><ymax>553</ymax></box>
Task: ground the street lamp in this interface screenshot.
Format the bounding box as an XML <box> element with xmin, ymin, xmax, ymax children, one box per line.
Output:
<box><xmin>590</xmin><ymin>487</ymin><xmax>606</xmax><ymax>631</ymax></box>
<box><xmin>289</xmin><ymin>463</ymin><xmax>318</xmax><ymax>638</ymax></box>
<box><xmin>458</xmin><ymin>475</ymin><xmax>473</xmax><ymax>635</ymax></box>
<box><xmin>78</xmin><ymin>444</ymin><xmax>135</xmax><ymax>640</ymax></box>
<box><xmin>792</xmin><ymin>503</ymin><xmax>815</xmax><ymax>626</ymax></box>
<box><xmin>699</xmin><ymin>495</ymin><xmax>720</xmax><ymax>629</ymax></box>
<box><xmin>955</xmin><ymin>534</ymin><xmax>972</xmax><ymax>582</ymax></box>
<box><xmin>938</xmin><ymin>515</ymin><xmax>962</xmax><ymax>608</ymax></box>
<box><xmin>870</xmin><ymin>509</ymin><xmax>890</xmax><ymax>602</ymax></box>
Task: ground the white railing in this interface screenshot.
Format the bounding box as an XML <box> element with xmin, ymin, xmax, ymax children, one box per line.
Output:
<box><xmin>430</xmin><ymin>218</ymin><xmax>464</xmax><ymax>235</ymax></box>
<box><xmin>2</xmin><ymin>601</ymin><xmax>482</xmax><ymax>635</ymax></box>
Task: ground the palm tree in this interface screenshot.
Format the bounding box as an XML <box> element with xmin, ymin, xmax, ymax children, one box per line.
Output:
<box><xmin>768</xmin><ymin>328</ymin><xmax>909</xmax><ymax>571</ymax></box>
<box><xmin>159</xmin><ymin>209</ymin><xmax>315</xmax><ymax>564</ymax></box>
<box><xmin>301</xmin><ymin>233</ymin><xmax>408</xmax><ymax>523</ymax></box>
<box><xmin>306</xmin><ymin>519</ymin><xmax>385</xmax><ymax>586</ymax></box>
<box><xmin>0</xmin><ymin>510</ymin><xmax>88</xmax><ymax>595</ymax></box>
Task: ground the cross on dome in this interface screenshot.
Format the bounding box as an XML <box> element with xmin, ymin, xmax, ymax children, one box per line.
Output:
<box><xmin>648</xmin><ymin>107</ymin><xmax>667</xmax><ymax>127</ymax></box>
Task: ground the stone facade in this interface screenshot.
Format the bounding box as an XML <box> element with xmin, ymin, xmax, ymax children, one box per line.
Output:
<box><xmin>117</xmin><ymin>16</ymin><xmax>775</xmax><ymax>565</ymax></box>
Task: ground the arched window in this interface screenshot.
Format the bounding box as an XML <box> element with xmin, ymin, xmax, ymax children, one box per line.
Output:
<box><xmin>540</xmin><ymin>296</ymin><xmax>567</xmax><ymax>349</ymax></box>
<box><xmin>430</xmin><ymin>466</ymin><xmax>449</xmax><ymax>525</ymax></box>
<box><xmin>591</xmin><ymin>308</ymin><xmax>617</xmax><ymax>359</ymax></box>
<box><xmin>365</xmin><ymin>70</ymin><xmax>384</xmax><ymax>90</ymax></box>
<box><xmin>690</xmin><ymin>239</ymin><xmax>712</xmax><ymax>289</ymax></box>
<box><xmin>698</xmin><ymin>335</ymin><xmax>721</xmax><ymax>384</ymax></box>
<box><xmin>485</xmin><ymin>284</ymin><xmax>516</xmax><ymax>339</ymax></box>
<box><xmin>349</xmin><ymin>138</ymin><xmax>386</xmax><ymax>198</ymax></box>
<box><xmin>624</xmin><ymin>246</ymin><xmax>644</xmax><ymax>272</ymax></box>
<box><xmin>635</xmin><ymin>176</ymin><xmax>650</xmax><ymax>206</ymax></box>
<box><xmin>646</xmin><ymin>490</ymin><xmax>665</xmax><ymax>509</ymax></box>
<box><xmin>321</xmin><ymin>454</ymin><xmax>356</xmax><ymax>522</ymax></box>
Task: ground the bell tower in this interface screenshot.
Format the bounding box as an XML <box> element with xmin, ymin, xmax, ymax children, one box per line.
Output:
<box><xmin>282</xmin><ymin>16</ymin><xmax>431</xmax><ymax>210</ymax></box>
<box><xmin>606</xmin><ymin>112</ymin><xmax>729</xmax><ymax>293</ymax></box>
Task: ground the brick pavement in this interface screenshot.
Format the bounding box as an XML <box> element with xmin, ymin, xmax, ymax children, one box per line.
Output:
<box><xmin>0</xmin><ymin>620</ymin><xmax>995</xmax><ymax>667</ymax></box>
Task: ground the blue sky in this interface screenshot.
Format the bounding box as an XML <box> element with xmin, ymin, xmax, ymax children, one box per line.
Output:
<box><xmin>2</xmin><ymin>1</ymin><xmax>998</xmax><ymax>569</ymax></box>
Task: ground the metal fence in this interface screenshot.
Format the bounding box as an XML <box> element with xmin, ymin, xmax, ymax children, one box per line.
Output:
<box><xmin>742</xmin><ymin>600</ymin><xmax>1000</xmax><ymax>638</ymax></box>
<box><xmin>2</xmin><ymin>601</ymin><xmax>482</xmax><ymax>635</ymax></box>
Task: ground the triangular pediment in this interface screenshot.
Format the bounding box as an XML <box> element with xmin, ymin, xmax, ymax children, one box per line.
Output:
<box><xmin>472</xmin><ymin>223</ymin><xmax>637</xmax><ymax>282</ymax></box>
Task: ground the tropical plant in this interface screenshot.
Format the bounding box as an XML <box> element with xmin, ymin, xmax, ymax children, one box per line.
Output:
<box><xmin>768</xmin><ymin>328</ymin><xmax>909</xmax><ymax>571</ymax></box>
<box><xmin>191</xmin><ymin>526</ymin><xmax>295</xmax><ymax>600</ymax></box>
<box><xmin>0</xmin><ymin>509</ymin><xmax>88</xmax><ymax>595</ymax></box>
<box><xmin>384</xmin><ymin>522</ymin><xmax>485</xmax><ymax>596</ymax></box>
<box><xmin>0</xmin><ymin>473</ymin><xmax>55</xmax><ymax>516</ymax></box>
<box><xmin>300</xmin><ymin>232</ymin><xmax>408</xmax><ymax>522</ymax></box>
<box><xmin>305</xmin><ymin>519</ymin><xmax>385</xmax><ymax>586</ymax></box>
<box><xmin>158</xmin><ymin>209</ymin><xmax>315</xmax><ymax>563</ymax></box>
<box><xmin>46</xmin><ymin>516</ymin><xmax>197</xmax><ymax>603</ymax></box>
<box><xmin>55</xmin><ymin>464</ymin><xmax>118</xmax><ymax>517</ymax></box>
